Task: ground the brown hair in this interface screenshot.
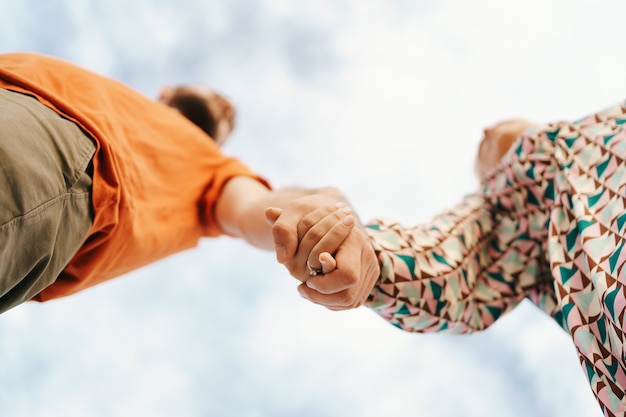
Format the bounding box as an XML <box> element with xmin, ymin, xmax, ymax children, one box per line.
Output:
<box><xmin>167</xmin><ymin>93</ymin><xmax>218</xmax><ymax>139</ymax></box>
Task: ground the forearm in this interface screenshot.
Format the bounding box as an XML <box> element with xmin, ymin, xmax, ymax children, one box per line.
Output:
<box><xmin>215</xmin><ymin>176</ymin><xmax>355</xmax><ymax>251</ymax></box>
<box><xmin>364</xmin><ymin>194</ymin><xmax>554</xmax><ymax>334</ymax></box>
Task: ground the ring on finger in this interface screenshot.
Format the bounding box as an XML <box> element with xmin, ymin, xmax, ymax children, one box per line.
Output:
<box><xmin>307</xmin><ymin>260</ymin><xmax>323</xmax><ymax>276</ymax></box>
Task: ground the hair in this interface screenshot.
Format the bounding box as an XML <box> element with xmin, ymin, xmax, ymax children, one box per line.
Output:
<box><xmin>167</xmin><ymin>93</ymin><xmax>218</xmax><ymax>139</ymax></box>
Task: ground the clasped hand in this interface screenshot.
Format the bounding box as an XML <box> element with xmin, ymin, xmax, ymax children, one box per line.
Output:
<box><xmin>265</xmin><ymin>195</ymin><xmax>380</xmax><ymax>311</ymax></box>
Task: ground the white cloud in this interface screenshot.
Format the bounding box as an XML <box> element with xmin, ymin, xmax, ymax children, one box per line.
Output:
<box><xmin>0</xmin><ymin>0</ymin><xmax>621</xmax><ymax>416</ymax></box>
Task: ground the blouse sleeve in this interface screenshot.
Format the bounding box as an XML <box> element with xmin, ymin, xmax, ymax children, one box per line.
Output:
<box><xmin>364</xmin><ymin>128</ymin><xmax>561</xmax><ymax>334</ymax></box>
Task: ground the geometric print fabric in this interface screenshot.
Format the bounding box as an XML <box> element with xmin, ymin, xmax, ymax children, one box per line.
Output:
<box><xmin>365</xmin><ymin>101</ymin><xmax>626</xmax><ymax>417</ymax></box>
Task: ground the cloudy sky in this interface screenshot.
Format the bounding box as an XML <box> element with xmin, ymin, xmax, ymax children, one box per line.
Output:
<box><xmin>1</xmin><ymin>0</ymin><xmax>624</xmax><ymax>416</ymax></box>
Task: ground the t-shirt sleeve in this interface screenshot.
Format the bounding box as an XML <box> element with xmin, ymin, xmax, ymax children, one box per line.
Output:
<box><xmin>198</xmin><ymin>156</ymin><xmax>271</xmax><ymax>237</ymax></box>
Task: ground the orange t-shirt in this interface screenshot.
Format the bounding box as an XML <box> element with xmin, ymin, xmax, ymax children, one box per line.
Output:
<box><xmin>0</xmin><ymin>53</ymin><xmax>269</xmax><ymax>301</ymax></box>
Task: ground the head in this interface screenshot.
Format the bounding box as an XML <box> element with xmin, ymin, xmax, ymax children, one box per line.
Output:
<box><xmin>475</xmin><ymin>118</ymin><xmax>534</xmax><ymax>179</ymax></box>
<box><xmin>158</xmin><ymin>84</ymin><xmax>236</xmax><ymax>146</ymax></box>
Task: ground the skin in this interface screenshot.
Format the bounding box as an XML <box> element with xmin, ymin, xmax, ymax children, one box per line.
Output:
<box><xmin>268</xmin><ymin>118</ymin><xmax>533</xmax><ymax>311</ymax></box>
<box><xmin>158</xmin><ymin>85</ymin><xmax>528</xmax><ymax>310</ymax></box>
<box><xmin>267</xmin><ymin>199</ymin><xmax>380</xmax><ymax>310</ymax></box>
<box><xmin>157</xmin><ymin>84</ymin><xmax>361</xmax><ymax>259</ymax></box>
<box><xmin>266</xmin><ymin>203</ymin><xmax>354</xmax><ymax>274</ymax></box>
<box><xmin>215</xmin><ymin>177</ymin><xmax>358</xmax><ymax>254</ymax></box>
<box><xmin>475</xmin><ymin>118</ymin><xmax>534</xmax><ymax>178</ymax></box>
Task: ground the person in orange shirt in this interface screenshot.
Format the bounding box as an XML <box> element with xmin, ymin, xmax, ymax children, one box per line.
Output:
<box><xmin>0</xmin><ymin>52</ymin><xmax>369</xmax><ymax>314</ymax></box>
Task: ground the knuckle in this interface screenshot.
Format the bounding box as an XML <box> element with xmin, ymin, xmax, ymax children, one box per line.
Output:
<box><xmin>307</xmin><ymin>226</ymin><xmax>325</xmax><ymax>242</ymax></box>
<box><xmin>336</xmin><ymin>290</ymin><xmax>355</xmax><ymax>307</ymax></box>
<box><xmin>308</xmin><ymin>251</ymin><xmax>321</xmax><ymax>267</ymax></box>
<box><xmin>341</xmin><ymin>271</ymin><xmax>358</xmax><ymax>287</ymax></box>
<box><xmin>271</xmin><ymin>221</ymin><xmax>290</xmax><ymax>237</ymax></box>
<box><xmin>329</xmin><ymin>225</ymin><xmax>348</xmax><ymax>240</ymax></box>
<box><xmin>327</xmin><ymin>209</ymin><xmax>344</xmax><ymax>221</ymax></box>
<box><xmin>299</xmin><ymin>215</ymin><xmax>316</xmax><ymax>230</ymax></box>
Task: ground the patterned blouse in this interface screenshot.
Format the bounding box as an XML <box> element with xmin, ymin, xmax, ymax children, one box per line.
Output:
<box><xmin>364</xmin><ymin>102</ymin><xmax>626</xmax><ymax>417</ymax></box>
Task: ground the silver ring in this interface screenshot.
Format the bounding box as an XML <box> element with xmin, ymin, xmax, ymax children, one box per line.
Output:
<box><xmin>307</xmin><ymin>260</ymin><xmax>323</xmax><ymax>276</ymax></box>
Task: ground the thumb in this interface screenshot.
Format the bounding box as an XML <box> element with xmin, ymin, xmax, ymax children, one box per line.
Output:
<box><xmin>265</xmin><ymin>207</ymin><xmax>283</xmax><ymax>225</ymax></box>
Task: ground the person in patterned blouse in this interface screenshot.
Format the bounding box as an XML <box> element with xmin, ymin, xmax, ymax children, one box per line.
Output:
<box><xmin>268</xmin><ymin>101</ymin><xmax>626</xmax><ymax>417</ymax></box>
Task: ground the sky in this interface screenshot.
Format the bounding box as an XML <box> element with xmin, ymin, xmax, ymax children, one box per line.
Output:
<box><xmin>1</xmin><ymin>0</ymin><xmax>624</xmax><ymax>416</ymax></box>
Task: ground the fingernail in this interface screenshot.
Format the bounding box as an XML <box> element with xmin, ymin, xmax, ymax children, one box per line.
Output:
<box><xmin>305</xmin><ymin>280</ymin><xmax>316</xmax><ymax>290</ymax></box>
<box><xmin>342</xmin><ymin>215</ymin><xmax>355</xmax><ymax>226</ymax></box>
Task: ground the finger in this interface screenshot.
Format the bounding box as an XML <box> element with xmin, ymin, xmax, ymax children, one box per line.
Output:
<box><xmin>319</xmin><ymin>252</ymin><xmax>336</xmax><ymax>273</ymax></box>
<box><xmin>290</xmin><ymin>208</ymin><xmax>355</xmax><ymax>278</ymax></box>
<box><xmin>266</xmin><ymin>207</ymin><xmax>288</xmax><ymax>263</ymax></box>
<box><xmin>296</xmin><ymin>205</ymin><xmax>351</xmax><ymax>259</ymax></box>
<box><xmin>270</xmin><ymin>206</ymin><xmax>307</xmax><ymax>263</ymax></box>
<box><xmin>265</xmin><ymin>207</ymin><xmax>283</xmax><ymax>225</ymax></box>
<box><xmin>306</xmin><ymin>227</ymin><xmax>374</xmax><ymax>302</ymax></box>
<box><xmin>284</xmin><ymin>207</ymin><xmax>351</xmax><ymax>279</ymax></box>
<box><xmin>296</xmin><ymin>203</ymin><xmax>345</xmax><ymax>240</ymax></box>
<box><xmin>284</xmin><ymin>205</ymin><xmax>348</xmax><ymax>273</ymax></box>
<box><xmin>271</xmin><ymin>203</ymin><xmax>340</xmax><ymax>264</ymax></box>
<box><xmin>304</xmin><ymin>213</ymin><xmax>354</xmax><ymax>271</ymax></box>
<box><xmin>271</xmin><ymin>216</ymin><xmax>297</xmax><ymax>264</ymax></box>
<box><xmin>298</xmin><ymin>228</ymin><xmax>379</xmax><ymax>310</ymax></box>
<box><xmin>305</xmin><ymin>268</ymin><xmax>357</xmax><ymax>295</ymax></box>
<box><xmin>341</xmin><ymin>231</ymin><xmax>380</xmax><ymax>308</ymax></box>
<box><xmin>297</xmin><ymin>282</ymin><xmax>360</xmax><ymax>310</ymax></box>
<box><xmin>304</xmin><ymin>227</ymin><xmax>361</xmax><ymax>294</ymax></box>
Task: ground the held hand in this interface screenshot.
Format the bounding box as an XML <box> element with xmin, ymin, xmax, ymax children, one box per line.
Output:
<box><xmin>265</xmin><ymin>194</ymin><xmax>341</xmax><ymax>265</ymax></box>
<box><xmin>266</xmin><ymin>197</ymin><xmax>355</xmax><ymax>282</ymax></box>
<box><xmin>267</xmin><ymin>195</ymin><xmax>381</xmax><ymax>311</ymax></box>
<box><xmin>297</xmin><ymin>227</ymin><xmax>380</xmax><ymax>311</ymax></box>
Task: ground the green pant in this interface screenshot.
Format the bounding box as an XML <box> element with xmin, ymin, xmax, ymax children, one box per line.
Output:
<box><xmin>0</xmin><ymin>88</ymin><xmax>95</xmax><ymax>313</ymax></box>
